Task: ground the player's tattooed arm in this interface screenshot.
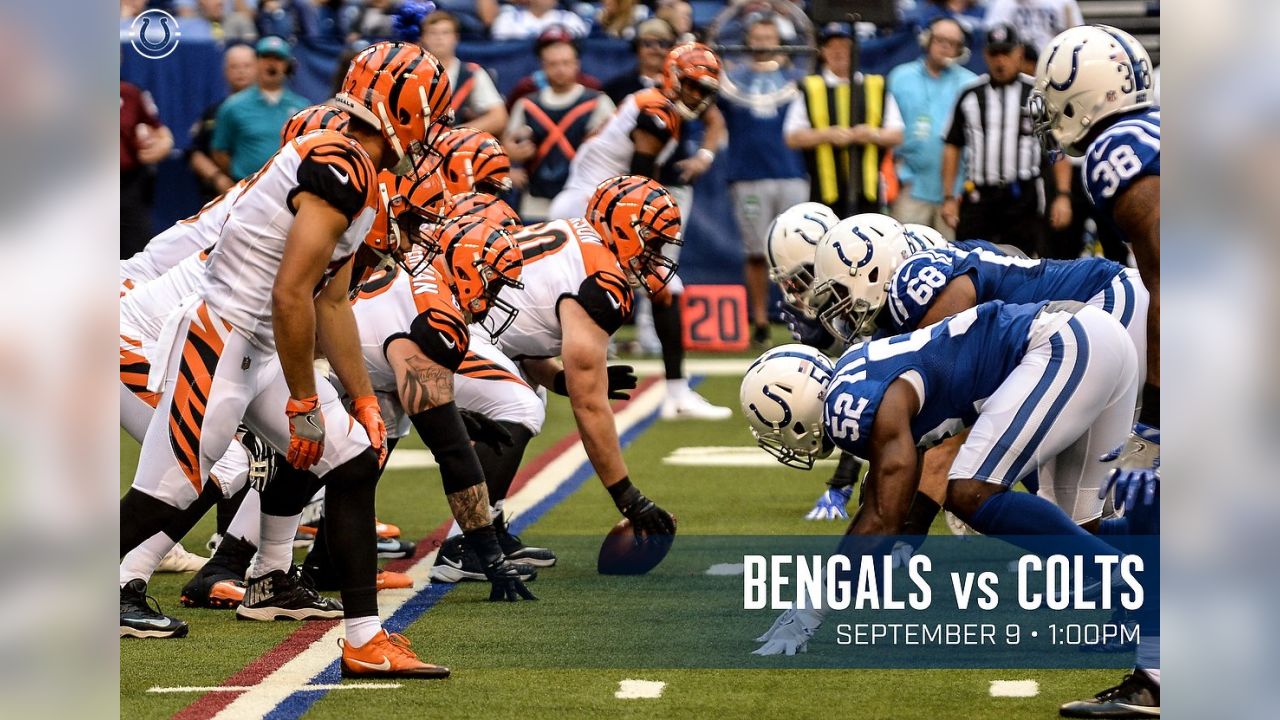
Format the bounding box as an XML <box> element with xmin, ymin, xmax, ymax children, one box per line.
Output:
<box><xmin>387</xmin><ymin>339</ymin><xmax>455</xmax><ymax>414</ymax></box>
<box><xmin>446</xmin><ymin>483</ymin><xmax>493</xmax><ymax>532</ymax></box>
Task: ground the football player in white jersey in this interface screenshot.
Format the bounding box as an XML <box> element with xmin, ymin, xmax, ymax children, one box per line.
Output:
<box><xmin>1031</xmin><ymin>25</ymin><xmax>1161</xmax><ymax>717</ymax></box>
<box><xmin>549</xmin><ymin>43</ymin><xmax>730</xmax><ymax>420</ymax></box>
<box><xmin>120</xmin><ymin>42</ymin><xmax>456</xmax><ymax>679</ymax></box>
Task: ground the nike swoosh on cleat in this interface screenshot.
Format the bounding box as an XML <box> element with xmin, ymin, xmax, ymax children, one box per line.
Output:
<box><xmin>126</xmin><ymin>617</ymin><xmax>177</xmax><ymax>628</ymax></box>
<box><xmin>348</xmin><ymin>656</ymin><xmax>392</xmax><ymax>672</ymax></box>
<box><xmin>437</xmin><ymin>555</ymin><xmax>463</xmax><ymax>569</ymax></box>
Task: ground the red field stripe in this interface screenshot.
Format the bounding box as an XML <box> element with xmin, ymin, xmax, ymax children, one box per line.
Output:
<box><xmin>172</xmin><ymin>376</ymin><xmax>660</xmax><ymax>720</ymax></box>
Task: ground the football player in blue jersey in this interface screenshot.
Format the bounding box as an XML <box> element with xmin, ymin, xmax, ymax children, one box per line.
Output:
<box><xmin>1031</xmin><ymin>26</ymin><xmax>1160</xmax><ymax>715</ymax></box>
<box><xmin>743</xmin><ymin>301</ymin><xmax>1140</xmax><ymax>655</ymax></box>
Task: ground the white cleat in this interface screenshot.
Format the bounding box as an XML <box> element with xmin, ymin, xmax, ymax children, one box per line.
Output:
<box><xmin>661</xmin><ymin>390</ymin><xmax>733</xmax><ymax>421</ymax></box>
<box><xmin>155</xmin><ymin>543</ymin><xmax>209</xmax><ymax>573</ymax></box>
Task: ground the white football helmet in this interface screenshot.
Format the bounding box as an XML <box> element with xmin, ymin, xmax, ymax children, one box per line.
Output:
<box><xmin>1029</xmin><ymin>25</ymin><xmax>1155</xmax><ymax>157</ymax></box>
<box><xmin>903</xmin><ymin>224</ymin><xmax>949</xmax><ymax>252</ymax></box>
<box><xmin>740</xmin><ymin>344</ymin><xmax>835</xmax><ymax>470</ymax></box>
<box><xmin>811</xmin><ymin>213</ymin><xmax>911</xmax><ymax>342</ymax></box>
<box><xmin>765</xmin><ymin>202</ymin><xmax>841</xmax><ymax>317</ymax></box>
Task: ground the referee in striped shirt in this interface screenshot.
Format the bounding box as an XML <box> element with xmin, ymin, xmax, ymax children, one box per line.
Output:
<box><xmin>940</xmin><ymin>23</ymin><xmax>1072</xmax><ymax>255</ymax></box>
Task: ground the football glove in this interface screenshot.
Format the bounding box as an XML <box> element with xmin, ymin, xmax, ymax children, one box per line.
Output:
<box><xmin>779</xmin><ymin>302</ymin><xmax>835</xmax><ymax>350</ymax></box>
<box><xmin>284</xmin><ymin>395</ymin><xmax>325</xmax><ymax>469</ymax></box>
<box><xmin>753</xmin><ymin>607</ymin><xmax>825</xmax><ymax>656</ymax></box>
<box><xmin>459</xmin><ymin>409</ymin><xmax>514</xmax><ymax>454</ymax></box>
<box><xmin>614</xmin><ymin>484</ymin><xmax>676</xmax><ymax>539</ymax></box>
<box><xmin>552</xmin><ymin>364</ymin><xmax>638</xmax><ymax>400</ymax></box>
<box><xmin>351</xmin><ymin>395</ymin><xmax>387</xmax><ymax>466</ymax></box>
<box><xmin>464</xmin><ymin>525</ymin><xmax>537</xmax><ymax>602</ymax></box>
<box><xmin>889</xmin><ymin>540</ymin><xmax>916</xmax><ymax>569</ymax></box>
<box><xmin>804</xmin><ymin>485</ymin><xmax>852</xmax><ymax>521</ymax></box>
<box><xmin>240</xmin><ymin>427</ymin><xmax>279</xmax><ymax>492</ymax></box>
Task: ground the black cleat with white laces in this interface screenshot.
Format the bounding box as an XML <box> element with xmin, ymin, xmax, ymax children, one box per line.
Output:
<box><xmin>494</xmin><ymin>511</ymin><xmax>557</xmax><ymax>568</ymax></box>
<box><xmin>121</xmin><ymin>579</ymin><xmax>189</xmax><ymax>638</ymax></box>
<box><xmin>429</xmin><ymin>535</ymin><xmax>538</xmax><ymax>583</ymax></box>
<box><xmin>235</xmin><ymin>566</ymin><xmax>344</xmax><ymax>621</ymax></box>
<box><xmin>1059</xmin><ymin>669</ymin><xmax>1160</xmax><ymax>718</ymax></box>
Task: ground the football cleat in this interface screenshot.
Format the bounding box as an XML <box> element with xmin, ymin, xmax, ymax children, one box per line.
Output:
<box><xmin>660</xmin><ymin>390</ymin><xmax>732</xmax><ymax>421</ymax></box>
<box><xmin>339</xmin><ymin>630</ymin><xmax>450</xmax><ymax>679</ymax></box>
<box><xmin>428</xmin><ymin>535</ymin><xmax>537</xmax><ymax>584</ymax></box>
<box><xmin>180</xmin><ymin>568</ymin><xmax>246</xmax><ymax>609</ymax></box>
<box><xmin>375</xmin><ymin>518</ymin><xmax>401</xmax><ymax>540</ymax></box>
<box><xmin>1059</xmin><ymin>669</ymin><xmax>1159</xmax><ymax>718</ymax></box>
<box><xmin>235</xmin><ymin>567</ymin><xmax>344</xmax><ymax>621</ymax></box>
<box><xmin>295</xmin><ymin>525</ymin><xmax>318</xmax><ymax>548</ymax></box>
<box><xmin>301</xmin><ymin>557</ymin><xmax>413</xmax><ymax>593</ymax></box>
<box><xmin>121</xmin><ymin>579</ymin><xmax>188</xmax><ymax>639</ymax></box>
<box><xmin>155</xmin><ymin>543</ymin><xmax>209</xmax><ymax>573</ymax></box>
<box><xmin>494</xmin><ymin>513</ymin><xmax>556</xmax><ymax>568</ymax></box>
<box><xmin>377</xmin><ymin>569</ymin><xmax>413</xmax><ymax>591</ymax></box>
<box><xmin>377</xmin><ymin>536</ymin><xmax>416</xmax><ymax>559</ymax></box>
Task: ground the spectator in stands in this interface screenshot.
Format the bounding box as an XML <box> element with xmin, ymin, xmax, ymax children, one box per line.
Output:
<box><xmin>505</xmin><ymin>26</ymin><xmax>603</xmax><ymax>110</ymax></box>
<box><xmin>491</xmin><ymin>0</ymin><xmax>589</xmax><ymax>41</ymax></box>
<box><xmin>349</xmin><ymin>0</ymin><xmax>398</xmax><ymax>41</ymax></box>
<box><xmin>882</xmin><ymin>16</ymin><xmax>976</xmax><ymax>238</ymax></box>
<box><xmin>189</xmin><ymin>43</ymin><xmax>257</xmax><ymax>199</ymax></box>
<box><xmin>720</xmin><ymin>13</ymin><xmax>808</xmax><ymax>345</ymax></box>
<box><xmin>907</xmin><ymin>0</ymin><xmax>986</xmax><ymax>37</ymax></box>
<box><xmin>504</xmin><ymin>29</ymin><xmax>616</xmax><ymax>219</ymax></box>
<box><xmin>432</xmin><ymin>0</ymin><xmax>500</xmax><ymax>39</ymax></box>
<box><xmin>211</xmin><ymin>36</ymin><xmax>310</xmax><ymax>181</ymax></box>
<box><xmin>181</xmin><ymin>0</ymin><xmax>258</xmax><ymax>42</ymax></box>
<box><xmin>120</xmin><ymin>81</ymin><xmax>174</xmax><ymax>258</ymax></box>
<box><xmin>595</xmin><ymin>0</ymin><xmax>650</xmax><ymax>39</ymax></box>
<box><xmin>984</xmin><ymin>0</ymin><xmax>1083</xmax><ymax>52</ymax></box>
<box><xmin>940</xmin><ymin>24</ymin><xmax>1072</xmax><ymax>254</ymax></box>
<box><xmin>784</xmin><ymin>22</ymin><xmax>901</xmax><ymax>217</ymax></box>
<box><xmin>420</xmin><ymin>11</ymin><xmax>509</xmax><ymax>135</ymax></box>
<box><xmin>602</xmin><ymin>18</ymin><xmax>675</xmax><ymax>103</ymax></box>
<box><xmin>656</xmin><ymin>1</ymin><xmax>694</xmax><ymax>39</ymax></box>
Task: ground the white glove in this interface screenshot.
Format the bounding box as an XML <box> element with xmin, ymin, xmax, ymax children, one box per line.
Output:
<box><xmin>889</xmin><ymin>540</ymin><xmax>915</xmax><ymax>569</ymax></box>
<box><xmin>753</xmin><ymin>607</ymin><xmax>825</xmax><ymax>656</ymax></box>
<box><xmin>804</xmin><ymin>485</ymin><xmax>852</xmax><ymax>521</ymax></box>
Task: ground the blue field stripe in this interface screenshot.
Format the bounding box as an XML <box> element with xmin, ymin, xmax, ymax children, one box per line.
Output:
<box><xmin>263</xmin><ymin>380</ymin><xmax>681</xmax><ymax>720</ymax></box>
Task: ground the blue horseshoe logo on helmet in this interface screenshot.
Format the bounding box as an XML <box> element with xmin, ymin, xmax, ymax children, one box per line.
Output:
<box><xmin>1045</xmin><ymin>43</ymin><xmax>1084</xmax><ymax>92</ymax></box>
<box><xmin>749</xmin><ymin>385</ymin><xmax>793</xmax><ymax>428</ymax></box>
<box><xmin>834</xmin><ymin>236</ymin><xmax>875</xmax><ymax>269</ymax></box>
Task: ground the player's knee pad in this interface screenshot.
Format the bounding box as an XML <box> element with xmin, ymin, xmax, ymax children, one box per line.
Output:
<box><xmin>258</xmin><ymin>463</ymin><xmax>324</xmax><ymax>517</ymax></box>
<box><xmin>410</xmin><ymin>402</ymin><xmax>485</xmax><ymax>495</ymax></box>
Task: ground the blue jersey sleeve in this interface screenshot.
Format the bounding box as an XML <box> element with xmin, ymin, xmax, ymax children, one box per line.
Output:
<box><xmin>885</xmin><ymin>250</ymin><xmax>960</xmax><ymax>333</ymax></box>
<box><xmin>1083</xmin><ymin>111</ymin><xmax>1161</xmax><ymax>211</ymax></box>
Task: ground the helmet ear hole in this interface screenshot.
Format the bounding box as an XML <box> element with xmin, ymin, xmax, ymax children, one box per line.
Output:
<box><xmin>868</xmin><ymin>267</ymin><xmax>879</xmax><ymax>283</ymax></box>
<box><xmin>1063</xmin><ymin>103</ymin><xmax>1075</xmax><ymax>118</ymax></box>
<box><xmin>792</xmin><ymin>421</ymin><xmax>805</xmax><ymax>435</ymax></box>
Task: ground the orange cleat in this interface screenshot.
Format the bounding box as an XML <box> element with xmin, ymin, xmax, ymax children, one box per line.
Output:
<box><xmin>376</xmin><ymin>569</ymin><xmax>412</xmax><ymax>591</ymax></box>
<box><xmin>339</xmin><ymin>630</ymin><xmax>450</xmax><ymax>679</ymax></box>
<box><xmin>375</xmin><ymin>519</ymin><xmax>401</xmax><ymax>540</ymax></box>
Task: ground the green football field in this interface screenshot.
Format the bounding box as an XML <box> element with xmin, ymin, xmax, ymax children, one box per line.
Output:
<box><xmin>120</xmin><ymin>348</ymin><xmax>1124</xmax><ymax>719</ymax></box>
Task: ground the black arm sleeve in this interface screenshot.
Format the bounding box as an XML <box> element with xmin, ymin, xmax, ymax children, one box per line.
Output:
<box><xmin>409</xmin><ymin>402</ymin><xmax>485</xmax><ymax>495</ymax></box>
<box><xmin>629</xmin><ymin>151</ymin><xmax>658</xmax><ymax>178</ymax></box>
<box><xmin>385</xmin><ymin>308</ymin><xmax>470</xmax><ymax>373</ymax></box>
<box><xmin>568</xmin><ymin>272</ymin><xmax>633</xmax><ymax>335</ymax></box>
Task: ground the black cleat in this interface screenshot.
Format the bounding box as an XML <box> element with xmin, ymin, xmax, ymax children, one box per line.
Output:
<box><xmin>235</xmin><ymin>567</ymin><xmax>344</xmax><ymax>621</ymax></box>
<box><xmin>180</xmin><ymin>565</ymin><xmax>246</xmax><ymax>609</ymax></box>
<box><xmin>377</xmin><ymin>536</ymin><xmax>417</xmax><ymax>559</ymax></box>
<box><xmin>1060</xmin><ymin>669</ymin><xmax>1160</xmax><ymax>718</ymax></box>
<box><xmin>121</xmin><ymin>579</ymin><xmax>188</xmax><ymax>639</ymax></box>
<box><xmin>428</xmin><ymin>535</ymin><xmax>537</xmax><ymax>583</ymax></box>
<box><xmin>494</xmin><ymin>513</ymin><xmax>556</xmax><ymax>567</ymax></box>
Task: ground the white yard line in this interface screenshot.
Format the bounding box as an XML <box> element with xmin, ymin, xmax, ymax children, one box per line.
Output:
<box><xmin>209</xmin><ymin>382</ymin><xmax>668</xmax><ymax>720</ymax></box>
<box><xmin>629</xmin><ymin>358</ymin><xmax>752</xmax><ymax>377</ymax></box>
<box><xmin>989</xmin><ymin>680</ymin><xmax>1040</xmax><ymax>698</ymax></box>
<box><xmin>149</xmin><ymin>684</ymin><xmax>401</xmax><ymax>693</ymax></box>
<box><xmin>615</xmin><ymin>679</ymin><xmax>667</xmax><ymax>699</ymax></box>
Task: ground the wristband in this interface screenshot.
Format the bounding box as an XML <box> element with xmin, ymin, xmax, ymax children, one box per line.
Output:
<box><xmin>696</xmin><ymin>148</ymin><xmax>715</xmax><ymax>163</ymax></box>
<box><xmin>551</xmin><ymin>370</ymin><xmax>568</xmax><ymax>396</ymax></box>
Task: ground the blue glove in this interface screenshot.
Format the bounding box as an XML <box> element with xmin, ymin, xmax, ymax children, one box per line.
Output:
<box><xmin>805</xmin><ymin>485</ymin><xmax>852</xmax><ymax>521</ymax></box>
<box><xmin>778</xmin><ymin>302</ymin><xmax>834</xmax><ymax>350</ymax></box>
<box><xmin>1099</xmin><ymin>465</ymin><xmax>1159</xmax><ymax>534</ymax></box>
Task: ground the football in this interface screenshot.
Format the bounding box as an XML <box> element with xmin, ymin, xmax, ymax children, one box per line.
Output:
<box><xmin>596</xmin><ymin>517</ymin><xmax>677</xmax><ymax>575</ymax></box>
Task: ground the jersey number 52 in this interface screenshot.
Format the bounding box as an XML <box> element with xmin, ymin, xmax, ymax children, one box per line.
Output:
<box><xmin>828</xmin><ymin>394</ymin><xmax>869</xmax><ymax>441</ymax></box>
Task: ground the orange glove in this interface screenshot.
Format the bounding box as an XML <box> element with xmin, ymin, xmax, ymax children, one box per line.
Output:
<box><xmin>352</xmin><ymin>395</ymin><xmax>388</xmax><ymax>466</ymax></box>
<box><xmin>284</xmin><ymin>395</ymin><xmax>325</xmax><ymax>470</ymax></box>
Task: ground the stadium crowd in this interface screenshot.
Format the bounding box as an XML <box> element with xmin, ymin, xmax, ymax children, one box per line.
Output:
<box><xmin>122</xmin><ymin>0</ymin><xmax>1149</xmax><ymax>335</ymax></box>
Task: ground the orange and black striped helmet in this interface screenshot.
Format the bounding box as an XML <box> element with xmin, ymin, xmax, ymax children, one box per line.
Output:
<box><xmin>436</xmin><ymin>127</ymin><xmax>513</xmax><ymax>196</ymax></box>
<box><xmin>447</xmin><ymin>191</ymin><xmax>523</xmax><ymax>233</ymax></box>
<box><xmin>586</xmin><ymin>175</ymin><xmax>683</xmax><ymax>294</ymax></box>
<box><xmin>437</xmin><ymin>215</ymin><xmax>525</xmax><ymax>338</ymax></box>
<box><xmin>662</xmin><ymin>42</ymin><xmax>721</xmax><ymax>119</ymax></box>
<box><xmin>365</xmin><ymin>167</ymin><xmax>450</xmax><ymax>276</ymax></box>
<box><xmin>333</xmin><ymin>41</ymin><xmax>453</xmax><ymax>177</ymax></box>
<box><xmin>280</xmin><ymin>105</ymin><xmax>350</xmax><ymax>146</ymax></box>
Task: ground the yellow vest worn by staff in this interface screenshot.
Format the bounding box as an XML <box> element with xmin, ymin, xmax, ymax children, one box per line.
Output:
<box><xmin>801</xmin><ymin>73</ymin><xmax>885</xmax><ymax>211</ymax></box>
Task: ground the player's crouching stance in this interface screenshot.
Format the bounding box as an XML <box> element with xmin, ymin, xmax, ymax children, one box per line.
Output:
<box><xmin>120</xmin><ymin>42</ymin><xmax>453</xmax><ymax>678</ymax></box>
<box><xmin>741</xmin><ymin>301</ymin><xmax>1138</xmax><ymax>654</ymax></box>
